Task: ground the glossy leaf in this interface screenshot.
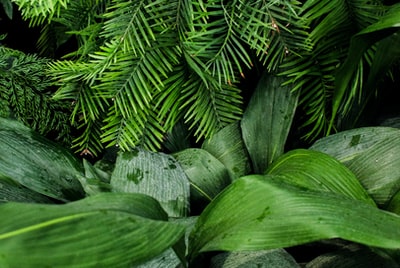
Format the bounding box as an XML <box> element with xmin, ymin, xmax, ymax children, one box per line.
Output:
<box><xmin>311</xmin><ymin>127</ymin><xmax>400</xmax><ymax>206</ymax></box>
<box><xmin>0</xmin><ymin>175</ymin><xmax>54</xmax><ymax>204</ymax></box>
<box><xmin>174</xmin><ymin>148</ymin><xmax>231</xmax><ymax>206</ymax></box>
<box><xmin>0</xmin><ymin>193</ymin><xmax>185</xmax><ymax>267</ymax></box>
<box><xmin>202</xmin><ymin>122</ymin><xmax>251</xmax><ymax>181</ymax></box>
<box><xmin>241</xmin><ymin>72</ymin><xmax>299</xmax><ymax>173</ymax></box>
<box><xmin>0</xmin><ymin>118</ymin><xmax>84</xmax><ymax>202</ymax></box>
<box><xmin>110</xmin><ymin>148</ymin><xmax>190</xmax><ymax>217</ymax></box>
<box><xmin>189</xmin><ymin>175</ymin><xmax>400</xmax><ymax>258</ymax></box>
<box><xmin>266</xmin><ymin>149</ymin><xmax>375</xmax><ymax>206</ymax></box>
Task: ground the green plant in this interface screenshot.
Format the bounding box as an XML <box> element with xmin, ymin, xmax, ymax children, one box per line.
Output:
<box><xmin>0</xmin><ymin>45</ymin><xmax>72</xmax><ymax>143</ymax></box>
<box><xmin>8</xmin><ymin>0</ymin><xmax>400</xmax><ymax>156</ymax></box>
<box><xmin>2</xmin><ymin>72</ymin><xmax>400</xmax><ymax>267</ymax></box>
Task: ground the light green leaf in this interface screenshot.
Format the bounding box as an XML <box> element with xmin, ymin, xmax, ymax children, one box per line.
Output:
<box><xmin>0</xmin><ymin>193</ymin><xmax>185</xmax><ymax>267</ymax></box>
<box><xmin>202</xmin><ymin>122</ymin><xmax>251</xmax><ymax>181</ymax></box>
<box><xmin>311</xmin><ymin>127</ymin><xmax>400</xmax><ymax>206</ymax></box>
<box><xmin>110</xmin><ymin>148</ymin><xmax>190</xmax><ymax>217</ymax></box>
<box><xmin>266</xmin><ymin>149</ymin><xmax>375</xmax><ymax>206</ymax></box>
<box><xmin>210</xmin><ymin>249</ymin><xmax>300</xmax><ymax>268</ymax></box>
<box><xmin>241</xmin><ymin>72</ymin><xmax>299</xmax><ymax>173</ymax></box>
<box><xmin>0</xmin><ymin>118</ymin><xmax>84</xmax><ymax>202</ymax></box>
<box><xmin>189</xmin><ymin>175</ymin><xmax>400</xmax><ymax>258</ymax></box>
<box><xmin>174</xmin><ymin>148</ymin><xmax>231</xmax><ymax>206</ymax></box>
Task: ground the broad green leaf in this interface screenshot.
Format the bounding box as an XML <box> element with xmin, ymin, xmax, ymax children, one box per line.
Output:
<box><xmin>189</xmin><ymin>175</ymin><xmax>400</xmax><ymax>258</ymax></box>
<box><xmin>210</xmin><ymin>249</ymin><xmax>300</xmax><ymax>268</ymax></box>
<box><xmin>202</xmin><ymin>122</ymin><xmax>251</xmax><ymax>181</ymax></box>
<box><xmin>174</xmin><ymin>148</ymin><xmax>230</xmax><ymax>206</ymax></box>
<box><xmin>0</xmin><ymin>118</ymin><xmax>84</xmax><ymax>202</ymax></box>
<box><xmin>0</xmin><ymin>193</ymin><xmax>185</xmax><ymax>267</ymax></box>
<box><xmin>311</xmin><ymin>127</ymin><xmax>400</xmax><ymax>206</ymax></box>
<box><xmin>241</xmin><ymin>72</ymin><xmax>299</xmax><ymax>173</ymax></box>
<box><xmin>331</xmin><ymin>4</ymin><xmax>400</xmax><ymax>131</ymax></box>
<box><xmin>110</xmin><ymin>148</ymin><xmax>190</xmax><ymax>217</ymax></box>
<box><xmin>266</xmin><ymin>149</ymin><xmax>375</xmax><ymax>206</ymax></box>
<box><xmin>0</xmin><ymin>175</ymin><xmax>54</xmax><ymax>203</ymax></box>
<box><xmin>306</xmin><ymin>244</ymin><xmax>399</xmax><ymax>268</ymax></box>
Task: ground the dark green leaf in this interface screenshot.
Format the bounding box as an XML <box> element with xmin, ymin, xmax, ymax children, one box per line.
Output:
<box><xmin>0</xmin><ymin>0</ymin><xmax>13</xmax><ymax>19</ymax></box>
<box><xmin>0</xmin><ymin>118</ymin><xmax>84</xmax><ymax>202</ymax></box>
<box><xmin>202</xmin><ymin>122</ymin><xmax>251</xmax><ymax>181</ymax></box>
<box><xmin>210</xmin><ymin>249</ymin><xmax>300</xmax><ymax>268</ymax></box>
<box><xmin>311</xmin><ymin>127</ymin><xmax>400</xmax><ymax>206</ymax></box>
<box><xmin>174</xmin><ymin>148</ymin><xmax>231</xmax><ymax>206</ymax></box>
<box><xmin>241</xmin><ymin>72</ymin><xmax>299</xmax><ymax>173</ymax></box>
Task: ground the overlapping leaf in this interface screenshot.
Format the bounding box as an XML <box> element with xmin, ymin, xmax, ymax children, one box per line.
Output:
<box><xmin>0</xmin><ymin>193</ymin><xmax>185</xmax><ymax>267</ymax></box>
<box><xmin>189</xmin><ymin>175</ymin><xmax>400</xmax><ymax>258</ymax></box>
<box><xmin>241</xmin><ymin>72</ymin><xmax>299</xmax><ymax>173</ymax></box>
<box><xmin>311</xmin><ymin>127</ymin><xmax>400</xmax><ymax>206</ymax></box>
<box><xmin>110</xmin><ymin>148</ymin><xmax>190</xmax><ymax>217</ymax></box>
<box><xmin>0</xmin><ymin>118</ymin><xmax>84</xmax><ymax>202</ymax></box>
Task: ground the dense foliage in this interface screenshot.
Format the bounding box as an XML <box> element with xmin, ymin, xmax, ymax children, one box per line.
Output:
<box><xmin>1</xmin><ymin>0</ymin><xmax>400</xmax><ymax>267</ymax></box>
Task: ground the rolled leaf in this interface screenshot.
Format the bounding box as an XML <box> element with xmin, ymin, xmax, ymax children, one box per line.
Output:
<box><xmin>110</xmin><ymin>148</ymin><xmax>190</xmax><ymax>217</ymax></box>
<box><xmin>202</xmin><ymin>122</ymin><xmax>251</xmax><ymax>181</ymax></box>
<box><xmin>174</xmin><ymin>148</ymin><xmax>230</xmax><ymax>206</ymax></box>
<box><xmin>189</xmin><ymin>175</ymin><xmax>400</xmax><ymax>258</ymax></box>
<box><xmin>266</xmin><ymin>149</ymin><xmax>375</xmax><ymax>206</ymax></box>
<box><xmin>0</xmin><ymin>193</ymin><xmax>185</xmax><ymax>267</ymax></box>
<box><xmin>241</xmin><ymin>72</ymin><xmax>299</xmax><ymax>173</ymax></box>
<box><xmin>0</xmin><ymin>118</ymin><xmax>84</xmax><ymax>202</ymax></box>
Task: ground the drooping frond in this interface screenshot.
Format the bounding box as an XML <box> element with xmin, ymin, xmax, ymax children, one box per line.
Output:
<box><xmin>12</xmin><ymin>0</ymin><xmax>70</xmax><ymax>25</ymax></box>
<box><xmin>280</xmin><ymin>0</ymin><xmax>384</xmax><ymax>139</ymax></box>
<box><xmin>233</xmin><ymin>0</ymin><xmax>311</xmax><ymax>71</ymax></box>
<box><xmin>0</xmin><ymin>46</ymin><xmax>71</xmax><ymax>143</ymax></box>
<box><xmin>179</xmin><ymin>73</ymin><xmax>243</xmax><ymax>140</ymax></box>
<box><xmin>37</xmin><ymin>0</ymin><xmax>108</xmax><ymax>57</ymax></box>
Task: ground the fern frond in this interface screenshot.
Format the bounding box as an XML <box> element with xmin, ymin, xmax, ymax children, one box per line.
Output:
<box><xmin>12</xmin><ymin>0</ymin><xmax>70</xmax><ymax>26</ymax></box>
<box><xmin>100</xmin><ymin>105</ymin><xmax>165</xmax><ymax>151</ymax></box>
<box><xmin>72</xmin><ymin>117</ymin><xmax>104</xmax><ymax>157</ymax></box>
<box><xmin>180</xmin><ymin>0</ymin><xmax>252</xmax><ymax>85</ymax></box>
<box><xmin>0</xmin><ymin>47</ymin><xmax>71</xmax><ymax>143</ymax></box>
<box><xmin>180</xmin><ymin>73</ymin><xmax>242</xmax><ymax>141</ymax></box>
<box><xmin>279</xmin><ymin>0</ymin><xmax>384</xmax><ymax>140</ymax></box>
<box><xmin>234</xmin><ymin>0</ymin><xmax>311</xmax><ymax>71</ymax></box>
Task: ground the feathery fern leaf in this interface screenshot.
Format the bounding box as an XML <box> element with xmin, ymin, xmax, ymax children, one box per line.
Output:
<box><xmin>12</xmin><ymin>0</ymin><xmax>70</xmax><ymax>26</ymax></box>
<box><xmin>279</xmin><ymin>0</ymin><xmax>383</xmax><ymax>140</ymax></box>
<box><xmin>0</xmin><ymin>46</ymin><xmax>71</xmax><ymax>143</ymax></box>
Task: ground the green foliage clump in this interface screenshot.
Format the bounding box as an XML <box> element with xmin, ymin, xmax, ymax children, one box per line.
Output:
<box><xmin>0</xmin><ymin>45</ymin><xmax>71</xmax><ymax>143</ymax></box>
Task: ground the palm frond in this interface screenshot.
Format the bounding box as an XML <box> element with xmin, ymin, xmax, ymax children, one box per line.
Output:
<box><xmin>0</xmin><ymin>47</ymin><xmax>71</xmax><ymax>143</ymax></box>
<box><xmin>12</xmin><ymin>0</ymin><xmax>70</xmax><ymax>25</ymax></box>
<box><xmin>180</xmin><ymin>73</ymin><xmax>243</xmax><ymax>141</ymax></box>
<box><xmin>279</xmin><ymin>0</ymin><xmax>384</xmax><ymax>140</ymax></box>
<box><xmin>234</xmin><ymin>0</ymin><xmax>311</xmax><ymax>71</ymax></box>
